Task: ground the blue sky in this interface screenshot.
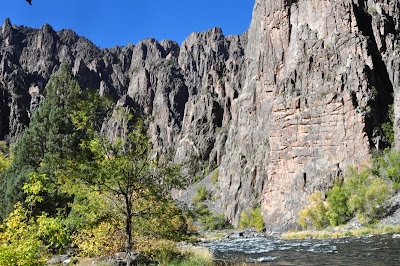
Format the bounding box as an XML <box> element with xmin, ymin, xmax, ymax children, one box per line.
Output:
<box><xmin>0</xmin><ymin>0</ymin><xmax>255</xmax><ymax>48</ymax></box>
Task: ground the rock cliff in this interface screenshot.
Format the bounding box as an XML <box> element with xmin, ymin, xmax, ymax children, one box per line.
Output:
<box><xmin>1</xmin><ymin>0</ymin><xmax>400</xmax><ymax>230</ymax></box>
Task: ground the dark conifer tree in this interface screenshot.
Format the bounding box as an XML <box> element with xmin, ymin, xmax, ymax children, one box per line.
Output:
<box><xmin>0</xmin><ymin>63</ymin><xmax>81</xmax><ymax>219</ymax></box>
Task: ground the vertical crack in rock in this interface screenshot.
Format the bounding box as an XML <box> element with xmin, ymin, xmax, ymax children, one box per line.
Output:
<box><xmin>352</xmin><ymin>1</ymin><xmax>394</xmax><ymax>150</ymax></box>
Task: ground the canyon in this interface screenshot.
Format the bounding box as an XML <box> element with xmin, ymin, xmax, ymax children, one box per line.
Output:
<box><xmin>1</xmin><ymin>0</ymin><xmax>400</xmax><ymax>230</ymax></box>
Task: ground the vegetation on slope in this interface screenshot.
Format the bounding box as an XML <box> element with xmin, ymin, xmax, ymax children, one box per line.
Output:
<box><xmin>192</xmin><ymin>186</ymin><xmax>227</xmax><ymax>231</ymax></box>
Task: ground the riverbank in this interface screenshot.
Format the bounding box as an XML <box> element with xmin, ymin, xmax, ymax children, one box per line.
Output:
<box><xmin>282</xmin><ymin>190</ymin><xmax>400</xmax><ymax>240</ymax></box>
<box><xmin>49</xmin><ymin>246</ymin><xmax>214</xmax><ymax>265</ymax></box>
<box><xmin>58</xmin><ymin>225</ymin><xmax>400</xmax><ymax>265</ymax></box>
<box><xmin>282</xmin><ymin>223</ymin><xmax>400</xmax><ymax>239</ymax></box>
<box><xmin>282</xmin><ymin>198</ymin><xmax>400</xmax><ymax>240</ymax></box>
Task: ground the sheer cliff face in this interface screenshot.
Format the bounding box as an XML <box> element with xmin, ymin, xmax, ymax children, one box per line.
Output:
<box><xmin>219</xmin><ymin>0</ymin><xmax>400</xmax><ymax>229</ymax></box>
<box><xmin>1</xmin><ymin>0</ymin><xmax>400</xmax><ymax>230</ymax></box>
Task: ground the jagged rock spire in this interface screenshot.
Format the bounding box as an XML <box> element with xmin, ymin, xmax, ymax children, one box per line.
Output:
<box><xmin>2</xmin><ymin>18</ymin><xmax>12</xmax><ymax>34</ymax></box>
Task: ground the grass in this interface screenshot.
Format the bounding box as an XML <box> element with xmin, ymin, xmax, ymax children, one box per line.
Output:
<box><xmin>282</xmin><ymin>224</ymin><xmax>400</xmax><ymax>239</ymax></box>
<box><xmin>166</xmin><ymin>246</ymin><xmax>213</xmax><ymax>266</ymax></box>
<box><xmin>199</xmin><ymin>232</ymin><xmax>228</xmax><ymax>242</ymax></box>
<box><xmin>212</xmin><ymin>232</ymin><xmax>226</xmax><ymax>238</ymax></box>
<box><xmin>77</xmin><ymin>258</ymin><xmax>113</xmax><ymax>265</ymax></box>
<box><xmin>76</xmin><ymin>246</ymin><xmax>213</xmax><ymax>266</ymax></box>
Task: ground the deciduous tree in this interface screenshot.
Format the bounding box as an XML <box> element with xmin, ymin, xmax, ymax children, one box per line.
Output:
<box><xmin>66</xmin><ymin>95</ymin><xmax>186</xmax><ymax>264</ymax></box>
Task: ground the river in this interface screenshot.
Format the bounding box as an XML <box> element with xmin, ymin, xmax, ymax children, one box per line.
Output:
<box><xmin>201</xmin><ymin>234</ymin><xmax>400</xmax><ymax>265</ymax></box>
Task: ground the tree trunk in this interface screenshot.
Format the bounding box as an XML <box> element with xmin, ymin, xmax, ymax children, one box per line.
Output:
<box><xmin>125</xmin><ymin>213</ymin><xmax>132</xmax><ymax>252</ymax></box>
<box><xmin>125</xmin><ymin>196</ymin><xmax>133</xmax><ymax>266</ymax></box>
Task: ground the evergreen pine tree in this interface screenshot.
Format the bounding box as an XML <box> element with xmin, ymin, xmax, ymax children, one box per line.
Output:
<box><xmin>0</xmin><ymin>63</ymin><xmax>81</xmax><ymax>219</ymax></box>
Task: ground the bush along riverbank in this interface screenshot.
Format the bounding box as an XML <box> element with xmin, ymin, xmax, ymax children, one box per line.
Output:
<box><xmin>283</xmin><ymin>148</ymin><xmax>400</xmax><ymax>240</ymax></box>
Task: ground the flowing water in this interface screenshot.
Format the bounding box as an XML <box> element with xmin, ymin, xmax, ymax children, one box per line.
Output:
<box><xmin>201</xmin><ymin>234</ymin><xmax>400</xmax><ymax>265</ymax></box>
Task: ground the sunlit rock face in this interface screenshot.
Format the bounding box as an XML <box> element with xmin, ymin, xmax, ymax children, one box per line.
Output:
<box><xmin>1</xmin><ymin>0</ymin><xmax>400</xmax><ymax>230</ymax></box>
<box><xmin>219</xmin><ymin>0</ymin><xmax>399</xmax><ymax>230</ymax></box>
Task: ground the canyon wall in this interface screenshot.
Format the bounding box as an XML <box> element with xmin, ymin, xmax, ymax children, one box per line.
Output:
<box><xmin>1</xmin><ymin>0</ymin><xmax>400</xmax><ymax>230</ymax></box>
<box><xmin>218</xmin><ymin>0</ymin><xmax>400</xmax><ymax>230</ymax></box>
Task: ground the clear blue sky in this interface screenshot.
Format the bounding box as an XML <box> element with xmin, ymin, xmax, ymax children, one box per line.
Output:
<box><xmin>0</xmin><ymin>0</ymin><xmax>255</xmax><ymax>48</ymax></box>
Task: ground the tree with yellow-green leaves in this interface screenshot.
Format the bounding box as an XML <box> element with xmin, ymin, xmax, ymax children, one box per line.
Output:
<box><xmin>63</xmin><ymin>93</ymin><xmax>187</xmax><ymax>265</ymax></box>
<box><xmin>0</xmin><ymin>172</ymin><xmax>70</xmax><ymax>266</ymax></box>
<box><xmin>0</xmin><ymin>143</ymin><xmax>12</xmax><ymax>178</ymax></box>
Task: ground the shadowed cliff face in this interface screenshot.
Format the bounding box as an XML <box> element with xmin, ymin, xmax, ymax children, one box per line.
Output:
<box><xmin>1</xmin><ymin>0</ymin><xmax>400</xmax><ymax>230</ymax></box>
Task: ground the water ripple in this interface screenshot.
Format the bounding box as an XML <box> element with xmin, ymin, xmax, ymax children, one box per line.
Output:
<box><xmin>202</xmin><ymin>234</ymin><xmax>400</xmax><ymax>264</ymax></box>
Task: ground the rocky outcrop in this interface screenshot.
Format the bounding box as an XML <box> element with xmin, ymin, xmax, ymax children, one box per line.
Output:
<box><xmin>1</xmin><ymin>0</ymin><xmax>400</xmax><ymax>230</ymax></box>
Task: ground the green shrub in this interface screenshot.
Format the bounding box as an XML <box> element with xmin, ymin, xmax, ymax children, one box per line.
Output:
<box><xmin>0</xmin><ymin>203</ymin><xmax>48</xmax><ymax>265</ymax></box>
<box><xmin>202</xmin><ymin>214</ymin><xmax>226</xmax><ymax>231</ymax></box>
<box><xmin>0</xmin><ymin>143</ymin><xmax>12</xmax><ymax>180</ymax></box>
<box><xmin>298</xmin><ymin>191</ymin><xmax>329</xmax><ymax>229</ymax></box>
<box><xmin>326</xmin><ymin>184</ymin><xmax>351</xmax><ymax>226</ymax></box>
<box><xmin>367</xmin><ymin>6</ymin><xmax>377</xmax><ymax>15</ymax></box>
<box><xmin>382</xmin><ymin>104</ymin><xmax>394</xmax><ymax>146</ymax></box>
<box><xmin>211</xmin><ymin>169</ymin><xmax>219</xmax><ymax>185</ymax></box>
<box><xmin>238</xmin><ymin>205</ymin><xmax>265</xmax><ymax>232</ymax></box>
<box><xmin>349</xmin><ymin>177</ymin><xmax>391</xmax><ymax>223</ymax></box>
<box><xmin>36</xmin><ymin>214</ymin><xmax>70</xmax><ymax>252</ymax></box>
<box><xmin>345</xmin><ymin>167</ymin><xmax>392</xmax><ymax>223</ymax></box>
<box><xmin>192</xmin><ymin>187</ymin><xmax>210</xmax><ymax>204</ymax></box>
<box><xmin>194</xmin><ymin>202</ymin><xmax>227</xmax><ymax>231</ymax></box>
<box><xmin>0</xmin><ymin>141</ymin><xmax>7</xmax><ymax>153</ymax></box>
<box><xmin>194</xmin><ymin>203</ymin><xmax>211</xmax><ymax>217</ymax></box>
<box><xmin>192</xmin><ymin>174</ymin><xmax>202</xmax><ymax>184</ymax></box>
<box><xmin>0</xmin><ymin>152</ymin><xmax>12</xmax><ymax>176</ymax></box>
<box><xmin>215</xmin><ymin>127</ymin><xmax>223</xmax><ymax>134</ymax></box>
<box><xmin>377</xmin><ymin>149</ymin><xmax>400</xmax><ymax>188</ymax></box>
<box><xmin>0</xmin><ymin>169</ymin><xmax>74</xmax><ymax>265</ymax></box>
<box><xmin>300</xmin><ymin>166</ymin><xmax>394</xmax><ymax>229</ymax></box>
